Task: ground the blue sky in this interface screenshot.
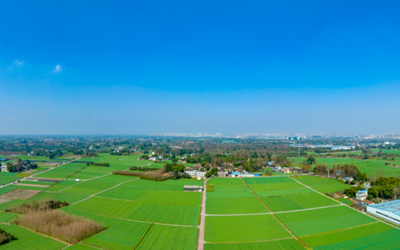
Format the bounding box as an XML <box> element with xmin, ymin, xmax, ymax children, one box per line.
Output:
<box><xmin>1</xmin><ymin>0</ymin><xmax>400</xmax><ymax>135</ymax></box>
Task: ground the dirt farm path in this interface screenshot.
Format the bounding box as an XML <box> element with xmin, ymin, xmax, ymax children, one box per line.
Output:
<box><xmin>198</xmin><ymin>178</ymin><xmax>209</xmax><ymax>250</ymax></box>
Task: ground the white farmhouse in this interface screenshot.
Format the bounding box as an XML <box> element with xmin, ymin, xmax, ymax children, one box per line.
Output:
<box><xmin>1</xmin><ymin>163</ymin><xmax>8</xmax><ymax>172</ymax></box>
<box><xmin>184</xmin><ymin>170</ymin><xmax>206</xmax><ymax>178</ymax></box>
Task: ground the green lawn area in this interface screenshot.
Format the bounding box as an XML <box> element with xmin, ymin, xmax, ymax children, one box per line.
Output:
<box><xmin>205</xmin><ymin>214</ymin><xmax>291</xmax><ymax>242</ymax></box>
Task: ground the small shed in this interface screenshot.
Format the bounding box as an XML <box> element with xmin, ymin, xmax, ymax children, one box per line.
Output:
<box><xmin>183</xmin><ymin>185</ymin><xmax>203</xmax><ymax>192</ymax></box>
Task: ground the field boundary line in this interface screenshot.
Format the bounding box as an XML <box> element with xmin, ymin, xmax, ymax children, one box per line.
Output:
<box><xmin>205</xmin><ymin>204</ymin><xmax>343</xmax><ymax>216</ymax></box>
<box><xmin>58</xmin><ymin>173</ymin><xmax>112</xmax><ymax>192</ymax></box>
<box><xmin>273</xmin><ymin>204</ymin><xmax>343</xmax><ymax>214</ymax></box>
<box><xmin>240</xmin><ymin>177</ymin><xmax>310</xmax><ymax>249</ymax></box>
<box><xmin>77</xmin><ymin>243</ymin><xmax>103</xmax><ymax>249</ymax></box>
<box><xmin>299</xmin><ymin>221</ymin><xmax>379</xmax><ymax>238</ymax></box>
<box><xmin>133</xmin><ymin>223</ymin><xmax>153</xmax><ymax>250</ymax></box>
<box><xmin>71</xmin><ymin>178</ymin><xmax>138</xmax><ymax>205</ymax></box>
<box><xmin>290</xmin><ymin>176</ymin><xmax>400</xmax><ymax>231</ymax></box>
<box><xmin>205</xmin><ymin>236</ymin><xmax>294</xmax><ymax>244</ymax></box>
<box><xmin>0</xmin><ymin>222</ymin><xmax>10</xmax><ymax>225</ymax></box>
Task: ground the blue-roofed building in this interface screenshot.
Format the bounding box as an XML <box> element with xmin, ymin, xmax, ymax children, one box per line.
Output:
<box><xmin>367</xmin><ymin>200</ymin><xmax>400</xmax><ymax>225</ymax></box>
<box><xmin>231</xmin><ymin>171</ymin><xmax>241</xmax><ymax>177</ymax></box>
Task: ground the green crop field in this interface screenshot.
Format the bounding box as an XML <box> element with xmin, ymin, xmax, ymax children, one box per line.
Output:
<box><xmin>261</xmin><ymin>193</ymin><xmax>338</xmax><ymax>212</ymax></box>
<box><xmin>243</xmin><ymin>176</ymin><xmax>294</xmax><ymax>184</ymax></box>
<box><xmin>0</xmin><ymin>172</ymin><xmax>20</xmax><ymax>185</ymax></box>
<box><xmin>99</xmin><ymin>188</ymin><xmax>201</xmax><ymax>205</ymax></box>
<box><xmin>45</xmin><ymin>179</ymin><xmax>78</xmax><ymax>191</ymax></box>
<box><xmin>205</xmin><ymin>214</ymin><xmax>291</xmax><ymax>242</ymax></box>
<box><xmin>19</xmin><ymin>180</ymin><xmax>54</xmax><ymax>185</ymax></box>
<box><xmin>276</xmin><ymin>206</ymin><xmax>376</xmax><ymax>236</ymax></box>
<box><xmin>206</xmin><ymin>197</ymin><xmax>268</xmax><ymax>214</ymax></box>
<box><xmin>32</xmin><ymin>191</ymin><xmax>91</xmax><ymax>204</ymax></box>
<box><xmin>72</xmin><ymin>196</ymin><xmax>200</xmax><ymax>225</ymax></box>
<box><xmin>293</xmin><ymin>176</ymin><xmax>350</xmax><ymax>193</ymax></box>
<box><xmin>0</xmin><ymin>224</ymin><xmax>67</xmax><ymax>249</ymax></box>
<box><xmin>204</xmin><ymin>239</ymin><xmax>305</xmax><ymax>250</ymax></box>
<box><xmin>0</xmin><ymin>186</ymin><xmax>16</xmax><ymax>195</ymax></box>
<box><xmin>136</xmin><ymin>224</ymin><xmax>198</xmax><ymax>250</ymax></box>
<box><xmin>255</xmin><ymin>187</ymin><xmax>314</xmax><ymax>197</ymax></box>
<box><xmin>66</xmin><ymin>170</ymin><xmax>109</xmax><ymax>180</ymax></box>
<box><xmin>66</xmin><ymin>244</ymin><xmax>100</xmax><ymax>250</ymax></box>
<box><xmin>290</xmin><ymin>156</ymin><xmax>400</xmax><ymax>178</ymax></box>
<box><xmin>0</xmin><ymin>211</ymin><xmax>18</xmax><ymax>223</ymax></box>
<box><xmin>208</xmin><ymin>178</ymin><xmax>244</xmax><ymax>185</ymax></box>
<box><xmin>248</xmin><ymin>181</ymin><xmax>303</xmax><ymax>191</ymax></box>
<box><xmin>206</xmin><ymin>190</ymin><xmax>254</xmax><ymax>198</ymax></box>
<box><xmin>7</xmin><ymin>185</ymin><xmax>48</xmax><ymax>191</ymax></box>
<box><xmin>83</xmin><ymin>219</ymin><xmax>150</xmax><ymax>250</ymax></box>
<box><xmin>120</xmin><ymin>179</ymin><xmax>202</xmax><ymax>191</ymax></box>
<box><xmin>207</xmin><ymin>178</ymin><xmax>254</xmax><ymax>198</ymax></box>
<box><xmin>34</xmin><ymin>163</ymin><xmax>87</xmax><ymax>179</ymax></box>
<box><xmin>300</xmin><ymin>222</ymin><xmax>400</xmax><ymax>249</ymax></box>
<box><xmin>60</xmin><ymin>174</ymin><xmax>133</xmax><ymax>195</ymax></box>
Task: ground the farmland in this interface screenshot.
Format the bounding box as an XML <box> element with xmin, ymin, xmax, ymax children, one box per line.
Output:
<box><xmin>2</xmin><ymin>151</ymin><xmax>400</xmax><ymax>249</ymax></box>
<box><xmin>0</xmin><ymin>153</ymin><xmax>201</xmax><ymax>249</ymax></box>
<box><xmin>204</xmin><ymin>175</ymin><xmax>400</xmax><ymax>249</ymax></box>
<box><xmin>290</xmin><ymin>156</ymin><xmax>400</xmax><ymax>178</ymax></box>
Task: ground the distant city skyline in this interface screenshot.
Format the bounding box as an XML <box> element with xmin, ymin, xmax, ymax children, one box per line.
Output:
<box><xmin>1</xmin><ymin>1</ymin><xmax>400</xmax><ymax>134</ymax></box>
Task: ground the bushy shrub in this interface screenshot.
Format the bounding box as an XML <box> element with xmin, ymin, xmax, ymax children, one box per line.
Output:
<box><xmin>112</xmin><ymin>171</ymin><xmax>142</xmax><ymax>177</ymax></box>
<box><xmin>0</xmin><ymin>229</ymin><xmax>15</xmax><ymax>245</ymax></box>
<box><xmin>91</xmin><ymin>162</ymin><xmax>110</xmax><ymax>167</ymax></box>
<box><xmin>129</xmin><ymin>166</ymin><xmax>160</xmax><ymax>171</ymax></box>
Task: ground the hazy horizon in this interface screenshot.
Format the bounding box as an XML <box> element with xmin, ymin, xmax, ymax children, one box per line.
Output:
<box><xmin>1</xmin><ymin>1</ymin><xmax>400</xmax><ymax>135</ymax></box>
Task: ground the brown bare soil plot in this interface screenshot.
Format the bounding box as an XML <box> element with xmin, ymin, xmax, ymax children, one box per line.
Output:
<box><xmin>14</xmin><ymin>183</ymin><xmax>51</xmax><ymax>188</ymax></box>
<box><xmin>38</xmin><ymin>162</ymin><xmax>59</xmax><ymax>167</ymax></box>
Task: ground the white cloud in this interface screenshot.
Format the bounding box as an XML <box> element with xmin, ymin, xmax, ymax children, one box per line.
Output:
<box><xmin>13</xmin><ymin>59</ymin><xmax>24</xmax><ymax>66</ymax></box>
<box><xmin>53</xmin><ymin>64</ymin><xmax>63</xmax><ymax>73</ymax></box>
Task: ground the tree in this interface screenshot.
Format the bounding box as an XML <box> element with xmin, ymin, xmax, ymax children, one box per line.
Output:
<box><xmin>368</xmin><ymin>186</ymin><xmax>379</xmax><ymax>198</ymax></box>
<box><xmin>48</xmin><ymin>152</ymin><xmax>55</xmax><ymax>159</ymax></box>
<box><xmin>306</xmin><ymin>156</ymin><xmax>316</xmax><ymax>165</ymax></box>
